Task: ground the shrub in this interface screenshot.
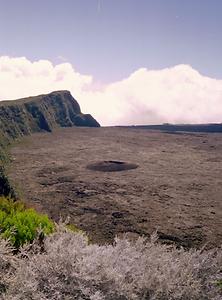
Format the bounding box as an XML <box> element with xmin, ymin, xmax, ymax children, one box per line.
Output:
<box><xmin>4</xmin><ymin>229</ymin><xmax>222</xmax><ymax>300</ymax></box>
<box><xmin>0</xmin><ymin>169</ymin><xmax>16</xmax><ymax>198</ymax></box>
<box><xmin>0</xmin><ymin>197</ymin><xmax>54</xmax><ymax>248</ymax></box>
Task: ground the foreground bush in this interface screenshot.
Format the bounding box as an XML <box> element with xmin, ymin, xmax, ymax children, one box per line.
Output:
<box><xmin>0</xmin><ymin>197</ymin><xmax>54</xmax><ymax>247</ymax></box>
<box><xmin>3</xmin><ymin>229</ymin><xmax>222</xmax><ymax>300</ymax></box>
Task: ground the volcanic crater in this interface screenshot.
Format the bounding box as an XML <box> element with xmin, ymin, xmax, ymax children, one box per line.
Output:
<box><xmin>86</xmin><ymin>160</ymin><xmax>138</xmax><ymax>172</ymax></box>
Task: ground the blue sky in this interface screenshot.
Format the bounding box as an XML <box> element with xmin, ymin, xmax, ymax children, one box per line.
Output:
<box><xmin>1</xmin><ymin>0</ymin><xmax>222</xmax><ymax>82</ymax></box>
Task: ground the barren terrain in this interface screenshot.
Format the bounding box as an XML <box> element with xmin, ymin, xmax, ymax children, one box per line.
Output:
<box><xmin>8</xmin><ymin>127</ymin><xmax>222</xmax><ymax>248</ymax></box>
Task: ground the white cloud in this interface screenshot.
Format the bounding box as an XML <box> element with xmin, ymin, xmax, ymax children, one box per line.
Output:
<box><xmin>0</xmin><ymin>56</ymin><xmax>92</xmax><ymax>101</ymax></box>
<box><xmin>0</xmin><ymin>56</ymin><xmax>222</xmax><ymax>126</ymax></box>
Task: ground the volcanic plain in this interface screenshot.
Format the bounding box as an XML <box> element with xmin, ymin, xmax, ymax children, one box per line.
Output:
<box><xmin>8</xmin><ymin>127</ymin><xmax>222</xmax><ymax>249</ymax></box>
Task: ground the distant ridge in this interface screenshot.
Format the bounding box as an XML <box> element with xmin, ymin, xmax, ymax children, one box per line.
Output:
<box><xmin>117</xmin><ymin>123</ymin><xmax>222</xmax><ymax>133</ymax></box>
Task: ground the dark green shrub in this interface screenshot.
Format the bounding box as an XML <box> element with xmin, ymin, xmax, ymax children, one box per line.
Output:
<box><xmin>0</xmin><ymin>197</ymin><xmax>54</xmax><ymax>247</ymax></box>
<box><xmin>0</xmin><ymin>168</ymin><xmax>16</xmax><ymax>198</ymax></box>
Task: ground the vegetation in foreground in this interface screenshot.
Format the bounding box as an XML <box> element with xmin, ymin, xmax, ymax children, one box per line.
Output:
<box><xmin>0</xmin><ymin>199</ymin><xmax>221</xmax><ymax>299</ymax></box>
<box><xmin>0</xmin><ymin>227</ymin><xmax>221</xmax><ymax>299</ymax></box>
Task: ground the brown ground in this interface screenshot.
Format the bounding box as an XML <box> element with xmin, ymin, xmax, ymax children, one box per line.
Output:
<box><xmin>8</xmin><ymin>127</ymin><xmax>222</xmax><ymax>249</ymax></box>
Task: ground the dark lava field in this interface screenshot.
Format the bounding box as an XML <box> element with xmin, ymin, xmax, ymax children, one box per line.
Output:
<box><xmin>8</xmin><ymin>127</ymin><xmax>222</xmax><ymax>249</ymax></box>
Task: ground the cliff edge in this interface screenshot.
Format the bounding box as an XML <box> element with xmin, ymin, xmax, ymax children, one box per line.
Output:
<box><xmin>0</xmin><ymin>90</ymin><xmax>100</xmax><ymax>141</ymax></box>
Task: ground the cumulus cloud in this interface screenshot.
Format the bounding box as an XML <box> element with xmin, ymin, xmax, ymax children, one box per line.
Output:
<box><xmin>0</xmin><ymin>56</ymin><xmax>222</xmax><ymax>126</ymax></box>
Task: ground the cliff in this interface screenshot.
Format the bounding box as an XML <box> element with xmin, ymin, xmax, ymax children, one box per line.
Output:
<box><xmin>0</xmin><ymin>90</ymin><xmax>100</xmax><ymax>141</ymax></box>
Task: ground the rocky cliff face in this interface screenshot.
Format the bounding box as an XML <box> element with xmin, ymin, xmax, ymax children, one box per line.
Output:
<box><xmin>0</xmin><ymin>90</ymin><xmax>100</xmax><ymax>141</ymax></box>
